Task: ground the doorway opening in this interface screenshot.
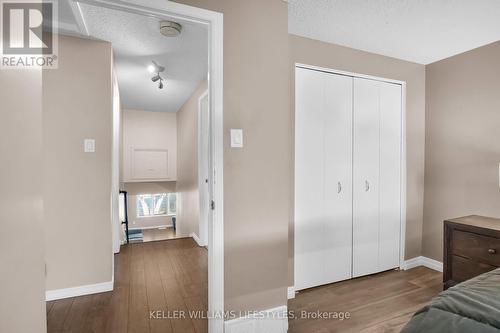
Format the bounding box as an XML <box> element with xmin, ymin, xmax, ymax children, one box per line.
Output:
<box><xmin>50</xmin><ymin>1</ymin><xmax>223</xmax><ymax>332</ymax></box>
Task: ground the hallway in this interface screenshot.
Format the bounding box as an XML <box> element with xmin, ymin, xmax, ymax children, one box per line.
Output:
<box><xmin>46</xmin><ymin>238</ymin><xmax>208</xmax><ymax>333</ymax></box>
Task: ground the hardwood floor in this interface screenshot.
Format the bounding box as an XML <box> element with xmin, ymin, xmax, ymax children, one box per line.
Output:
<box><xmin>47</xmin><ymin>240</ymin><xmax>440</xmax><ymax>333</ymax></box>
<box><xmin>288</xmin><ymin>266</ymin><xmax>442</xmax><ymax>333</ymax></box>
<box><xmin>46</xmin><ymin>238</ymin><xmax>208</xmax><ymax>333</ymax></box>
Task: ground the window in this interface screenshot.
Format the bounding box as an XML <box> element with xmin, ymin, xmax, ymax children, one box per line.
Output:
<box><xmin>136</xmin><ymin>193</ymin><xmax>176</xmax><ymax>217</ymax></box>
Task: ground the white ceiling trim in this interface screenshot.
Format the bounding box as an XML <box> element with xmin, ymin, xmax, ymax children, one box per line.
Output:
<box><xmin>69</xmin><ymin>1</ymin><xmax>89</xmax><ymax>36</ymax></box>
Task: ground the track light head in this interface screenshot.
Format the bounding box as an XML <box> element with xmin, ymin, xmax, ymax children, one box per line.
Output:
<box><xmin>151</xmin><ymin>74</ymin><xmax>161</xmax><ymax>82</ymax></box>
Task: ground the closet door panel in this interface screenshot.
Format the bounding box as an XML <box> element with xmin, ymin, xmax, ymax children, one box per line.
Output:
<box><xmin>296</xmin><ymin>67</ymin><xmax>402</xmax><ymax>288</ymax></box>
<box><xmin>323</xmin><ymin>73</ymin><xmax>353</xmax><ymax>283</ymax></box>
<box><xmin>379</xmin><ymin>82</ymin><xmax>402</xmax><ymax>271</ymax></box>
<box><xmin>295</xmin><ymin>67</ymin><xmax>326</xmax><ymax>290</ymax></box>
<box><xmin>353</xmin><ymin>78</ymin><xmax>380</xmax><ymax>278</ymax></box>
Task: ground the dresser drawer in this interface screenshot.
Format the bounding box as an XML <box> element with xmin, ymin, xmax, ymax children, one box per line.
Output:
<box><xmin>451</xmin><ymin>255</ymin><xmax>497</xmax><ymax>283</ymax></box>
<box><xmin>452</xmin><ymin>230</ymin><xmax>500</xmax><ymax>267</ymax></box>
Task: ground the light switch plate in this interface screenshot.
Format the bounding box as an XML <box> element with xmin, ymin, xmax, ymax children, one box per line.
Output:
<box><xmin>230</xmin><ymin>129</ymin><xmax>243</xmax><ymax>148</ymax></box>
<box><xmin>84</xmin><ymin>139</ymin><xmax>95</xmax><ymax>153</ymax></box>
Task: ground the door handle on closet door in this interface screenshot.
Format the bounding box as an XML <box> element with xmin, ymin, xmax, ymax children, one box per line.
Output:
<box><xmin>365</xmin><ymin>180</ymin><xmax>370</xmax><ymax>192</ymax></box>
<box><xmin>337</xmin><ymin>182</ymin><xmax>342</xmax><ymax>194</ymax></box>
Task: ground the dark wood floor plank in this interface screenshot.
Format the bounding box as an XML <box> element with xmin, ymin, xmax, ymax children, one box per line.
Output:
<box><xmin>46</xmin><ymin>301</ymin><xmax>55</xmax><ymax>316</ymax></box>
<box><xmin>184</xmin><ymin>295</ymin><xmax>208</xmax><ymax>333</ymax></box>
<box><xmin>157</xmin><ymin>241</ymin><xmax>197</xmax><ymax>333</ymax></box>
<box><xmin>61</xmin><ymin>294</ymin><xmax>93</xmax><ymax>333</ymax></box>
<box><xmin>47</xmin><ymin>298</ymin><xmax>74</xmax><ymax>333</ymax></box>
<box><xmin>105</xmin><ymin>245</ymin><xmax>131</xmax><ymax>333</ymax></box>
<box><xmin>127</xmin><ymin>244</ymin><xmax>151</xmax><ymax>333</ymax></box>
<box><xmin>358</xmin><ymin>303</ymin><xmax>427</xmax><ymax>333</ymax></box>
<box><xmin>82</xmin><ymin>292</ymin><xmax>112</xmax><ymax>333</ymax></box>
<box><xmin>143</xmin><ymin>242</ymin><xmax>173</xmax><ymax>333</ymax></box>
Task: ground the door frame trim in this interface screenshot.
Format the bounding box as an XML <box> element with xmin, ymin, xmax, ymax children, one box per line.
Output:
<box><xmin>70</xmin><ymin>1</ymin><xmax>224</xmax><ymax>332</ymax></box>
<box><xmin>294</xmin><ymin>63</ymin><xmax>407</xmax><ymax>272</ymax></box>
<box><xmin>198</xmin><ymin>89</ymin><xmax>210</xmax><ymax>247</ymax></box>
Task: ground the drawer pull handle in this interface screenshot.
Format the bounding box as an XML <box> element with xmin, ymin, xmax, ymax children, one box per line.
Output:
<box><xmin>488</xmin><ymin>249</ymin><xmax>497</xmax><ymax>254</ymax></box>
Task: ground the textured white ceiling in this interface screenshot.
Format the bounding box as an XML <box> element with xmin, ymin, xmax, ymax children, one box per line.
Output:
<box><xmin>58</xmin><ymin>2</ymin><xmax>208</xmax><ymax>112</ymax></box>
<box><xmin>288</xmin><ymin>0</ymin><xmax>500</xmax><ymax>64</ymax></box>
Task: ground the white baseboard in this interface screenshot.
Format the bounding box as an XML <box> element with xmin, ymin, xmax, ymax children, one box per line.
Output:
<box><xmin>289</xmin><ymin>257</ymin><xmax>443</xmax><ymax>300</ymax></box>
<box><xmin>224</xmin><ymin>305</ymin><xmax>288</xmax><ymax>333</ymax></box>
<box><xmin>45</xmin><ymin>280</ymin><xmax>114</xmax><ymax>301</ymax></box>
<box><xmin>128</xmin><ymin>224</ymin><xmax>173</xmax><ymax>231</ymax></box>
<box><xmin>420</xmin><ymin>256</ymin><xmax>444</xmax><ymax>272</ymax></box>
<box><xmin>190</xmin><ymin>232</ymin><xmax>204</xmax><ymax>246</ymax></box>
<box><xmin>402</xmin><ymin>256</ymin><xmax>443</xmax><ymax>272</ymax></box>
<box><xmin>401</xmin><ymin>257</ymin><xmax>422</xmax><ymax>270</ymax></box>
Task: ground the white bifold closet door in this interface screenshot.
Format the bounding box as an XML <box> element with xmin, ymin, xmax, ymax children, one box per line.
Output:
<box><xmin>352</xmin><ymin>77</ymin><xmax>402</xmax><ymax>277</ymax></box>
<box><xmin>295</xmin><ymin>67</ymin><xmax>353</xmax><ymax>290</ymax></box>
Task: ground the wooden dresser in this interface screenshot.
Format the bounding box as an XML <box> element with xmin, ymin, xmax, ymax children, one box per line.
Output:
<box><xmin>444</xmin><ymin>215</ymin><xmax>500</xmax><ymax>289</ymax></box>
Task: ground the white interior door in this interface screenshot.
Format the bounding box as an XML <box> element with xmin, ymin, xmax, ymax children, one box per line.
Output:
<box><xmin>295</xmin><ymin>67</ymin><xmax>353</xmax><ymax>290</ymax></box>
<box><xmin>353</xmin><ymin>78</ymin><xmax>401</xmax><ymax>277</ymax></box>
<box><xmin>378</xmin><ymin>82</ymin><xmax>402</xmax><ymax>271</ymax></box>
<box><xmin>198</xmin><ymin>91</ymin><xmax>210</xmax><ymax>246</ymax></box>
<box><xmin>295</xmin><ymin>68</ymin><xmax>325</xmax><ymax>290</ymax></box>
<box><xmin>353</xmin><ymin>78</ymin><xmax>381</xmax><ymax>277</ymax></box>
<box><xmin>323</xmin><ymin>71</ymin><xmax>353</xmax><ymax>285</ymax></box>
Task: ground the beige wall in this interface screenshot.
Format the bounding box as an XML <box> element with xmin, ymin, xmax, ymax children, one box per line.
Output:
<box><xmin>122</xmin><ymin>109</ymin><xmax>177</xmax><ymax>182</ymax></box>
<box><xmin>0</xmin><ymin>69</ymin><xmax>46</xmax><ymax>333</ymax></box>
<box><xmin>175</xmin><ymin>0</ymin><xmax>290</xmax><ymax>312</ymax></box>
<box><xmin>122</xmin><ymin>182</ymin><xmax>177</xmax><ymax>230</ymax></box>
<box><xmin>422</xmin><ymin>41</ymin><xmax>500</xmax><ymax>261</ymax></box>
<box><xmin>289</xmin><ymin>35</ymin><xmax>427</xmax><ymax>283</ymax></box>
<box><xmin>122</xmin><ymin>181</ymin><xmax>177</xmax><ymax>195</ymax></box>
<box><xmin>176</xmin><ymin>80</ymin><xmax>207</xmax><ymax>238</ymax></box>
<box><xmin>122</xmin><ymin>109</ymin><xmax>178</xmax><ymax>230</ymax></box>
<box><xmin>43</xmin><ymin>35</ymin><xmax>113</xmax><ymax>290</ymax></box>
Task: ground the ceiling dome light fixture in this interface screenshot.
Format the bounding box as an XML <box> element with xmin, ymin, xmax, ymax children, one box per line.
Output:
<box><xmin>160</xmin><ymin>21</ymin><xmax>182</xmax><ymax>37</ymax></box>
<box><xmin>149</xmin><ymin>60</ymin><xmax>165</xmax><ymax>89</ymax></box>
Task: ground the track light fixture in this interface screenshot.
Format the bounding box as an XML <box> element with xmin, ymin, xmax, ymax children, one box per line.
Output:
<box><xmin>148</xmin><ymin>61</ymin><xmax>165</xmax><ymax>89</ymax></box>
